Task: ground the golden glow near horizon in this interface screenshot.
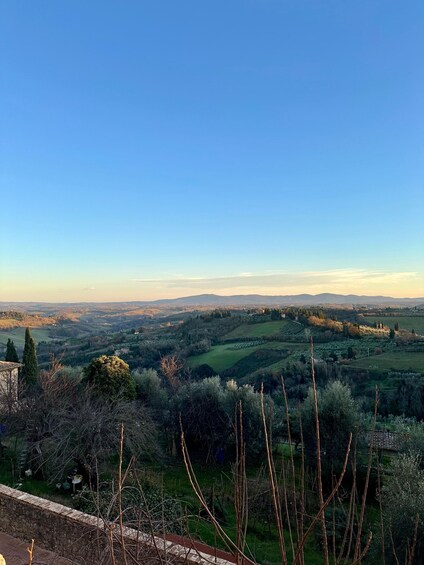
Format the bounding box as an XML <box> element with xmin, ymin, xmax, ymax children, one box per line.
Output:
<box><xmin>1</xmin><ymin>269</ymin><xmax>423</xmax><ymax>302</ymax></box>
<box><xmin>3</xmin><ymin>2</ymin><xmax>423</xmax><ymax>307</ymax></box>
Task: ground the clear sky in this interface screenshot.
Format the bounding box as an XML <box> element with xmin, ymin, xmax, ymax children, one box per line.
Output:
<box><xmin>1</xmin><ymin>1</ymin><xmax>423</xmax><ymax>301</ymax></box>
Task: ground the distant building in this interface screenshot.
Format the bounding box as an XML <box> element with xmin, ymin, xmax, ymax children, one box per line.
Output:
<box><xmin>0</xmin><ymin>361</ymin><xmax>21</xmax><ymax>406</ymax></box>
<box><xmin>114</xmin><ymin>348</ymin><xmax>129</xmax><ymax>357</ymax></box>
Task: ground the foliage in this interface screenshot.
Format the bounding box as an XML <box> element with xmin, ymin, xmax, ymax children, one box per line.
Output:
<box><xmin>188</xmin><ymin>341</ymin><xmax>292</xmax><ymax>374</ymax></box>
<box><xmin>225</xmin><ymin>379</ymin><xmax>274</xmax><ymax>460</ymax></box>
<box><xmin>394</xmin><ymin>377</ymin><xmax>424</xmax><ymax>420</ymax></box>
<box><xmin>270</xmin><ymin>309</ymin><xmax>283</xmax><ymax>320</ymax></box>
<box><xmin>5</xmin><ymin>338</ymin><xmax>19</xmax><ymax>362</ymax></box>
<box><xmin>22</xmin><ymin>327</ymin><xmax>38</xmax><ymax>385</ymax></box>
<box><xmin>240</xmin><ymin>369</ymin><xmax>282</xmax><ymax>395</ymax></box>
<box><xmin>223</xmin><ymin>320</ymin><xmax>299</xmax><ymax>341</ymax></box>
<box><xmin>133</xmin><ymin>368</ymin><xmax>168</xmax><ymax>412</ymax></box>
<box><xmin>177</xmin><ymin>313</ymin><xmax>241</xmax><ymax>346</ymax></box>
<box><xmin>379</xmin><ymin>453</ymin><xmax>424</xmax><ymax>564</ymax></box>
<box><xmin>10</xmin><ymin>362</ymin><xmax>159</xmax><ymax>483</ymax></box>
<box><xmin>302</xmin><ymin>380</ymin><xmax>360</xmax><ymax>472</ymax></box>
<box><xmin>173</xmin><ymin>376</ymin><xmax>271</xmax><ymax>463</ymax></box>
<box><xmin>190</xmin><ymin>363</ymin><xmax>216</xmax><ymax>380</ymax></box>
<box><xmin>366</xmin><ymin>315</ymin><xmax>424</xmax><ymax>336</ymax></box>
<box><xmin>6</xmin><ymin>306</ymin><xmax>424</xmax><ymax>563</ymax></box>
<box><xmin>173</xmin><ymin>376</ymin><xmax>229</xmax><ymax>461</ymax></box>
<box><xmin>160</xmin><ymin>354</ymin><xmax>183</xmax><ymax>389</ymax></box>
<box><xmin>393</xmin><ymin>418</ymin><xmax>424</xmax><ymax>465</ymax></box>
<box><xmin>376</xmin><ymin>376</ymin><xmax>424</xmax><ymax>419</ymax></box>
<box><xmin>58</xmin><ymin>365</ymin><xmax>84</xmax><ymax>382</ymax></box>
<box><xmin>82</xmin><ymin>355</ymin><xmax>136</xmax><ymax>400</ymax></box>
<box><xmin>348</xmin><ymin>351</ymin><xmax>424</xmax><ymax>374</ymax></box>
<box><xmin>222</xmin><ymin>348</ymin><xmax>289</xmax><ymax>380</ymax></box>
<box><xmin>347</xmin><ymin>346</ymin><xmax>356</xmax><ymax>359</ymax></box>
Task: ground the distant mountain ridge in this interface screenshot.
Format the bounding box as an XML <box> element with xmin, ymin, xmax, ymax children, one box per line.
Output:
<box><xmin>146</xmin><ymin>293</ymin><xmax>424</xmax><ymax>307</ymax></box>
<box><xmin>1</xmin><ymin>293</ymin><xmax>423</xmax><ymax>309</ymax></box>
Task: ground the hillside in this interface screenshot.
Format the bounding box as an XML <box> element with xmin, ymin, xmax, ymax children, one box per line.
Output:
<box><xmin>1</xmin><ymin>293</ymin><xmax>424</xmax><ymax>311</ymax></box>
<box><xmin>145</xmin><ymin>293</ymin><xmax>424</xmax><ymax>307</ymax></box>
<box><xmin>0</xmin><ymin>311</ymin><xmax>59</xmax><ymax>329</ymax></box>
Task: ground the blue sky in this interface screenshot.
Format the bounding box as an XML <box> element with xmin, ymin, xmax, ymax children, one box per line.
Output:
<box><xmin>1</xmin><ymin>1</ymin><xmax>423</xmax><ymax>301</ymax></box>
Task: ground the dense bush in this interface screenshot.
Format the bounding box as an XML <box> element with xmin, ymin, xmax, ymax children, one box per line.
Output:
<box><xmin>133</xmin><ymin>368</ymin><xmax>168</xmax><ymax>413</ymax></box>
<box><xmin>172</xmin><ymin>376</ymin><xmax>273</xmax><ymax>462</ymax></box>
<box><xmin>82</xmin><ymin>355</ymin><xmax>136</xmax><ymax>401</ymax></box>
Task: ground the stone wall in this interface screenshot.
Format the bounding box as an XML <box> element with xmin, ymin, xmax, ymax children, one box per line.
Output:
<box><xmin>0</xmin><ymin>484</ymin><xmax>235</xmax><ymax>565</ymax></box>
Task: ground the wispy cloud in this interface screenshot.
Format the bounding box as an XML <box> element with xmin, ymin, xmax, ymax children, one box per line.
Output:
<box><xmin>129</xmin><ymin>269</ymin><xmax>422</xmax><ymax>297</ymax></box>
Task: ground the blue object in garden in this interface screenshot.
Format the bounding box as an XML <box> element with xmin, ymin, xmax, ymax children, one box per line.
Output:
<box><xmin>215</xmin><ymin>447</ymin><xmax>225</xmax><ymax>464</ymax></box>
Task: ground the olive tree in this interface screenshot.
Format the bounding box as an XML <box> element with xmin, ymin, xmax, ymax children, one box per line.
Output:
<box><xmin>133</xmin><ymin>368</ymin><xmax>168</xmax><ymax>414</ymax></box>
<box><xmin>173</xmin><ymin>376</ymin><xmax>229</xmax><ymax>462</ymax></box>
<box><xmin>173</xmin><ymin>376</ymin><xmax>273</xmax><ymax>463</ymax></box>
<box><xmin>224</xmin><ymin>379</ymin><xmax>272</xmax><ymax>460</ymax></box>
<box><xmin>379</xmin><ymin>453</ymin><xmax>424</xmax><ymax>563</ymax></box>
<box><xmin>302</xmin><ymin>380</ymin><xmax>360</xmax><ymax>471</ymax></box>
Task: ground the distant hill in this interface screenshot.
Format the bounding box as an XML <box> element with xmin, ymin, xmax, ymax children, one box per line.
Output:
<box><xmin>1</xmin><ymin>293</ymin><xmax>423</xmax><ymax>311</ymax></box>
<box><xmin>145</xmin><ymin>293</ymin><xmax>424</xmax><ymax>307</ymax></box>
<box><xmin>0</xmin><ymin>310</ymin><xmax>59</xmax><ymax>329</ymax></box>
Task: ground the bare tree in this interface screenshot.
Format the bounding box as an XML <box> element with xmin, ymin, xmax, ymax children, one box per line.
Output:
<box><xmin>160</xmin><ymin>355</ymin><xmax>183</xmax><ymax>390</ymax></box>
<box><xmin>9</xmin><ymin>359</ymin><xmax>159</xmax><ymax>484</ymax></box>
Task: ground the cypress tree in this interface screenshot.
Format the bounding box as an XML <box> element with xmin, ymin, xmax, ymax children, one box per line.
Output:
<box><xmin>5</xmin><ymin>339</ymin><xmax>19</xmax><ymax>363</ymax></box>
<box><xmin>22</xmin><ymin>327</ymin><xmax>38</xmax><ymax>385</ymax></box>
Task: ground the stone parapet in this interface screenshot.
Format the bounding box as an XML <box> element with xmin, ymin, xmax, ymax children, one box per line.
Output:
<box><xmin>0</xmin><ymin>484</ymin><xmax>236</xmax><ymax>564</ymax></box>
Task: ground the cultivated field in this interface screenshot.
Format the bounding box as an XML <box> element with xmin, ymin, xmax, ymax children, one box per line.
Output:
<box><xmin>0</xmin><ymin>327</ymin><xmax>56</xmax><ymax>350</ymax></box>
<box><xmin>365</xmin><ymin>316</ymin><xmax>424</xmax><ymax>335</ymax></box>
<box><xmin>187</xmin><ymin>313</ymin><xmax>424</xmax><ymax>378</ymax></box>
<box><xmin>187</xmin><ymin>341</ymin><xmax>293</xmax><ymax>373</ymax></box>
<box><xmin>349</xmin><ymin>351</ymin><xmax>424</xmax><ymax>373</ymax></box>
<box><xmin>223</xmin><ymin>319</ymin><xmax>300</xmax><ymax>340</ymax></box>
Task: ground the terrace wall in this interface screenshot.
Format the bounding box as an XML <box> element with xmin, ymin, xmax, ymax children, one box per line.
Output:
<box><xmin>0</xmin><ymin>484</ymin><xmax>235</xmax><ymax>565</ymax></box>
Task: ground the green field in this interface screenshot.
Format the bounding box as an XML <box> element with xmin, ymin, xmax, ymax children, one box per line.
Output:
<box><xmin>223</xmin><ymin>320</ymin><xmax>294</xmax><ymax>340</ymax></box>
<box><xmin>365</xmin><ymin>316</ymin><xmax>424</xmax><ymax>336</ymax></box>
<box><xmin>0</xmin><ymin>327</ymin><xmax>56</xmax><ymax>350</ymax></box>
<box><xmin>188</xmin><ymin>341</ymin><xmax>292</xmax><ymax>373</ymax></box>
<box><xmin>349</xmin><ymin>351</ymin><xmax>424</xmax><ymax>373</ymax></box>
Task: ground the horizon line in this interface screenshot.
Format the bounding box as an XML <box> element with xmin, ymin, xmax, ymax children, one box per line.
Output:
<box><xmin>1</xmin><ymin>291</ymin><xmax>424</xmax><ymax>305</ymax></box>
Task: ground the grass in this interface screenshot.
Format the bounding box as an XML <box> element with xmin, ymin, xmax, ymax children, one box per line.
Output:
<box><xmin>188</xmin><ymin>341</ymin><xmax>293</xmax><ymax>373</ymax></box>
<box><xmin>191</xmin><ymin>336</ymin><xmax>394</xmax><ymax>376</ymax></box>
<box><xmin>0</xmin><ymin>327</ymin><xmax>56</xmax><ymax>349</ymax></box>
<box><xmin>348</xmin><ymin>351</ymin><xmax>424</xmax><ymax>373</ymax></box>
<box><xmin>147</xmin><ymin>460</ymin><xmax>324</xmax><ymax>565</ymax></box>
<box><xmin>223</xmin><ymin>320</ymin><xmax>294</xmax><ymax>340</ymax></box>
<box><xmin>365</xmin><ymin>316</ymin><xmax>424</xmax><ymax>336</ymax></box>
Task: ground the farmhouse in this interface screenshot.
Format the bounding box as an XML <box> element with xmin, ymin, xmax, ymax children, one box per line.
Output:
<box><xmin>0</xmin><ymin>361</ymin><xmax>21</xmax><ymax>405</ymax></box>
